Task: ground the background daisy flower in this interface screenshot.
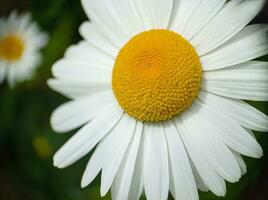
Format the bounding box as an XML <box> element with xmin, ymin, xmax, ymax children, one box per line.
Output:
<box><xmin>48</xmin><ymin>0</ymin><xmax>268</xmax><ymax>200</ymax></box>
<box><xmin>0</xmin><ymin>11</ymin><xmax>48</xmax><ymax>87</ymax></box>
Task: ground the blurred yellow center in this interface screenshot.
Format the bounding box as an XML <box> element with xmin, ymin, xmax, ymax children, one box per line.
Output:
<box><xmin>112</xmin><ymin>30</ymin><xmax>202</xmax><ymax>122</ymax></box>
<box><xmin>0</xmin><ymin>35</ymin><xmax>24</xmax><ymax>61</ymax></box>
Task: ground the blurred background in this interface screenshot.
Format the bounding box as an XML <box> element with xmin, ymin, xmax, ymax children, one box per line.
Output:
<box><xmin>0</xmin><ymin>0</ymin><xmax>267</xmax><ymax>199</ymax></box>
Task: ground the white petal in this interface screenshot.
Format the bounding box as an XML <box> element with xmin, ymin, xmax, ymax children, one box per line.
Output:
<box><xmin>193</xmin><ymin>99</ymin><xmax>263</xmax><ymax>158</ymax></box>
<box><xmin>198</xmin><ymin>91</ymin><xmax>268</xmax><ymax>132</ymax></box>
<box><xmin>52</xmin><ymin>59</ymin><xmax>111</xmax><ymax>82</ymax></box>
<box><xmin>81</xmin><ymin>125</ymin><xmax>126</xmax><ymax>189</ymax></box>
<box><xmin>190</xmin><ymin>161</ymin><xmax>209</xmax><ymax>192</ymax></box>
<box><xmin>33</xmin><ymin>31</ymin><xmax>48</xmax><ymax>49</ymax></box>
<box><xmin>6</xmin><ymin>11</ymin><xmax>18</xmax><ymax>33</ymax></box>
<box><xmin>168</xmin><ymin>0</ymin><xmax>180</xmax><ymax>28</ymax></box>
<box><xmin>170</xmin><ymin>0</ymin><xmax>202</xmax><ymax>37</ymax></box>
<box><xmin>0</xmin><ymin>64</ymin><xmax>6</xmax><ymax>84</ymax></box>
<box><xmin>48</xmin><ymin>79</ymin><xmax>111</xmax><ymax>99</ymax></box>
<box><xmin>81</xmin><ymin>140</ymin><xmax>107</xmax><ymax>188</ymax></box>
<box><xmin>111</xmin><ymin>121</ymin><xmax>143</xmax><ymax>200</ymax></box>
<box><xmin>180</xmin><ymin>106</ymin><xmax>241</xmax><ymax>183</ymax></box>
<box><xmin>81</xmin><ymin>0</ymin><xmax>144</xmax><ymax>48</ymax></box>
<box><xmin>203</xmin><ymin>61</ymin><xmax>268</xmax><ymax>101</ymax></box>
<box><xmin>50</xmin><ymin>91</ymin><xmax>115</xmax><ymax>133</ymax></box>
<box><xmin>175</xmin><ymin>117</ymin><xmax>226</xmax><ymax>196</ymax></box>
<box><xmin>128</xmin><ymin>130</ymin><xmax>146</xmax><ymax>200</ymax></box>
<box><xmin>101</xmin><ymin>114</ymin><xmax>136</xmax><ymax>197</ymax></box>
<box><xmin>246</xmin><ymin>128</ymin><xmax>257</xmax><ymax>140</ymax></box>
<box><xmin>64</xmin><ymin>41</ymin><xmax>114</xmax><ymax>68</ymax></box>
<box><xmin>182</xmin><ymin>0</ymin><xmax>227</xmax><ymax>40</ymax></box>
<box><xmin>80</xmin><ymin>117</ymin><xmax>136</xmax><ymax>189</ymax></box>
<box><xmin>135</xmin><ymin>0</ymin><xmax>174</xmax><ymax>30</ymax></box>
<box><xmin>163</xmin><ymin>121</ymin><xmax>198</xmax><ymax>200</ymax></box>
<box><xmin>23</xmin><ymin>20</ymin><xmax>49</xmax><ymax>50</ymax></box>
<box><xmin>79</xmin><ymin>22</ymin><xmax>119</xmax><ymax>57</ymax></box>
<box><xmin>6</xmin><ymin>65</ymin><xmax>18</xmax><ymax>88</ymax></box>
<box><xmin>15</xmin><ymin>14</ymin><xmax>30</xmax><ymax>35</ymax></box>
<box><xmin>53</xmin><ymin>103</ymin><xmax>123</xmax><ymax>169</ymax></box>
<box><xmin>143</xmin><ymin>124</ymin><xmax>169</xmax><ymax>200</ymax></box>
<box><xmin>192</xmin><ymin>0</ymin><xmax>265</xmax><ymax>56</ymax></box>
<box><xmin>232</xmin><ymin>151</ymin><xmax>247</xmax><ymax>176</ymax></box>
<box><xmin>201</xmin><ymin>24</ymin><xmax>268</xmax><ymax>70</ymax></box>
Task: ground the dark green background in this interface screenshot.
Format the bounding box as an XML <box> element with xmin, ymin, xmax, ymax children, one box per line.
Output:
<box><xmin>0</xmin><ymin>0</ymin><xmax>267</xmax><ymax>199</ymax></box>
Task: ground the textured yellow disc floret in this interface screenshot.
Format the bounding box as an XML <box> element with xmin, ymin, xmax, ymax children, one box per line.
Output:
<box><xmin>0</xmin><ymin>35</ymin><xmax>24</xmax><ymax>61</ymax></box>
<box><xmin>112</xmin><ymin>30</ymin><xmax>202</xmax><ymax>122</ymax></box>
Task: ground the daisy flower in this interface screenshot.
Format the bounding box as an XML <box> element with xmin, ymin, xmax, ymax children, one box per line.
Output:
<box><xmin>49</xmin><ymin>0</ymin><xmax>268</xmax><ymax>200</ymax></box>
<box><xmin>0</xmin><ymin>11</ymin><xmax>48</xmax><ymax>87</ymax></box>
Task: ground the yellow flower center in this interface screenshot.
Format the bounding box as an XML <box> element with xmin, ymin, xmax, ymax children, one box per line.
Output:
<box><xmin>0</xmin><ymin>35</ymin><xmax>24</xmax><ymax>62</ymax></box>
<box><xmin>112</xmin><ymin>30</ymin><xmax>202</xmax><ymax>122</ymax></box>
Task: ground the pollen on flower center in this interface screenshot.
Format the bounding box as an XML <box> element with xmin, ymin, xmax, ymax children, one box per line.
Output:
<box><xmin>0</xmin><ymin>35</ymin><xmax>24</xmax><ymax>61</ymax></box>
<box><xmin>112</xmin><ymin>30</ymin><xmax>202</xmax><ymax>122</ymax></box>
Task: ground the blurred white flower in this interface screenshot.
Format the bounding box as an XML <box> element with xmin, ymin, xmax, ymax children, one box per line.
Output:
<box><xmin>0</xmin><ymin>11</ymin><xmax>48</xmax><ymax>87</ymax></box>
<box><xmin>49</xmin><ymin>0</ymin><xmax>268</xmax><ymax>200</ymax></box>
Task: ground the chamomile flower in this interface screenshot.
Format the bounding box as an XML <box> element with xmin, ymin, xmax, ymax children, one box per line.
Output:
<box><xmin>0</xmin><ymin>11</ymin><xmax>48</xmax><ymax>87</ymax></box>
<box><xmin>49</xmin><ymin>0</ymin><xmax>268</xmax><ymax>200</ymax></box>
